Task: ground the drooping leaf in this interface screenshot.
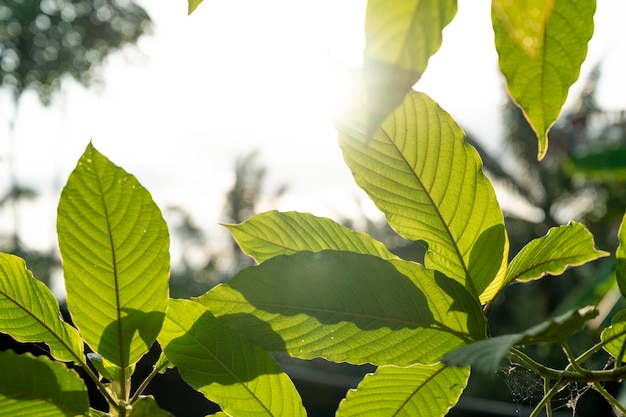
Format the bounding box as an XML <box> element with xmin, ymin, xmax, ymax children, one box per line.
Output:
<box><xmin>504</xmin><ymin>222</ymin><xmax>609</xmax><ymax>285</ymax></box>
<box><xmin>188</xmin><ymin>0</ymin><xmax>203</xmax><ymax>15</ymax></box>
<box><xmin>492</xmin><ymin>0</ymin><xmax>595</xmax><ymax>159</ymax></box>
<box><xmin>158</xmin><ymin>299</ymin><xmax>306</xmax><ymax>417</ymax></box>
<box><xmin>336</xmin><ymin>363</ymin><xmax>468</xmax><ymax>417</ymax></box>
<box><xmin>565</xmin><ymin>147</ymin><xmax>626</xmax><ymax>182</ymax></box>
<box><xmin>337</xmin><ymin>91</ymin><xmax>508</xmax><ymax>304</ymax></box>
<box><xmin>0</xmin><ymin>350</ymin><xmax>89</xmax><ymax>416</ymax></box>
<box><xmin>0</xmin><ymin>253</ymin><xmax>83</xmax><ymax>363</ymax></box>
<box><xmin>196</xmin><ymin>250</ymin><xmax>486</xmax><ymax>367</ymax></box>
<box><xmin>444</xmin><ymin>306</ymin><xmax>598</xmax><ymax>374</ymax></box>
<box><xmin>363</xmin><ymin>0</ymin><xmax>457</xmax><ymax>134</ymax></box>
<box><xmin>57</xmin><ymin>143</ymin><xmax>170</xmax><ymax>370</ymax></box>
<box><xmin>616</xmin><ymin>213</ymin><xmax>626</xmax><ymax>299</ymax></box>
<box><xmin>129</xmin><ymin>396</ymin><xmax>173</xmax><ymax>417</ymax></box>
<box><xmin>87</xmin><ymin>353</ymin><xmax>133</xmax><ymax>383</ymax></box>
<box><xmin>225</xmin><ymin>210</ymin><xmax>396</xmax><ymax>263</ymax></box>
<box><xmin>600</xmin><ymin>310</ymin><xmax>626</xmax><ymax>361</ymax></box>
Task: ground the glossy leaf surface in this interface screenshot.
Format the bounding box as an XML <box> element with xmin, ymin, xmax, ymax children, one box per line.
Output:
<box><xmin>363</xmin><ymin>0</ymin><xmax>457</xmax><ymax>134</ymax></box>
<box><xmin>336</xmin><ymin>363</ymin><xmax>468</xmax><ymax>417</ymax></box>
<box><xmin>58</xmin><ymin>143</ymin><xmax>170</xmax><ymax>368</ymax></box>
<box><xmin>444</xmin><ymin>307</ymin><xmax>598</xmax><ymax>373</ymax></box>
<box><xmin>226</xmin><ymin>210</ymin><xmax>396</xmax><ymax>263</ymax></box>
<box><xmin>505</xmin><ymin>222</ymin><xmax>609</xmax><ymax>284</ymax></box>
<box><xmin>0</xmin><ymin>253</ymin><xmax>83</xmax><ymax>363</ymax></box>
<box><xmin>197</xmin><ymin>250</ymin><xmax>486</xmax><ymax>366</ymax></box>
<box><xmin>338</xmin><ymin>91</ymin><xmax>508</xmax><ymax>303</ymax></box>
<box><xmin>493</xmin><ymin>0</ymin><xmax>595</xmax><ymax>159</ymax></box>
<box><xmin>159</xmin><ymin>299</ymin><xmax>306</xmax><ymax>417</ymax></box>
<box><xmin>0</xmin><ymin>350</ymin><xmax>89</xmax><ymax>416</ymax></box>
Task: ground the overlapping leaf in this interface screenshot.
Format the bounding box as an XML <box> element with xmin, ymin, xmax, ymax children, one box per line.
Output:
<box><xmin>159</xmin><ymin>299</ymin><xmax>306</xmax><ymax>417</ymax></box>
<box><xmin>601</xmin><ymin>310</ymin><xmax>626</xmax><ymax>361</ymax></box>
<box><xmin>57</xmin><ymin>143</ymin><xmax>170</xmax><ymax>370</ymax></box>
<box><xmin>492</xmin><ymin>0</ymin><xmax>595</xmax><ymax>159</ymax></box>
<box><xmin>337</xmin><ymin>90</ymin><xmax>508</xmax><ymax>303</ymax></box>
<box><xmin>363</xmin><ymin>0</ymin><xmax>457</xmax><ymax>134</ymax></box>
<box><xmin>226</xmin><ymin>210</ymin><xmax>396</xmax><ymax>262</ymax></box>
<box><xmin>505</xmin><ymin>222</ymin><xmax>609</xmax><ymax>285</ymax></box>
<box><xmin>197</xmin><ymin>250</ymin><xmax>486</xmax><ymax>367</ymax></box>
<box><xmin>444</xmin><ymin>306</ymin><xmax>598</xmax><ymax>373</ymax></box>
<box><xmin>0</xmin><ymin>350</ymin><xmax>89</xmax><ymax>416</ymax></box>
<box><xmin>0</xmin><ymin>253</ymin><xmax>83</xmax><ymax>363</ymax></box>
<box><xmin>336</xmin><ymin>363</ymin><xmax>468</xmax><ymax>417</ymax></box>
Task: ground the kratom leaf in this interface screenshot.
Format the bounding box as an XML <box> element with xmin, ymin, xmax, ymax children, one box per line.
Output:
<box><xmin>196</xmin><ymin>251</ymin><xmax>486</xmax><ymax>367</ymax></box>
<box><xmin>505</xmin><ymin>222</ymin><xmax>609</xmax><ymax>285</ymax></box>
<box><xmin>336</xmin><ymin>363</ymin><xmax>468</xmax><ymax>417</ymax></box>
<box><xmin>565</xmin><ymin>147</ymin><xmax>626</xmax><ymax>182</ymax></box>
<box><xmin>87</xmin><ymin>353</ymin><xmax>133</xmax><ymax>383</ymax></box>
<box><xmin>0</xmin><ymin>253</ymin><xmax>83</xmax><ymax>363</ymax></box>
<box><xmin>616</xmin><ymin>213</ymin><xmax>626</xmax><ymax>299</ymax></box>
<box><xmin>443</xmin><ymin>306</ymin><xmax>598</xmax><ymax>374</ymax></box>
<box><xmin>0</xmin><ymin>350</ymin><xmax>89</xmax><ymax>416</ymax></box>
<box><xmin>225</xmin><ymin>210</ymin><xmax>396</xmax><ymax>263</ymax></box>
<box><xmin>601</xmin><ymin>310</ymin><xmax>626</xmax><ymax>361</ymax></box>
<box><xmin>188</xmin><ymin>0</ymin><xmax>203</xmax><ymax>15</ymax></box>
<box><xmin>337</xmin><ymin>91</ymin><xmax>508</xmax><ymax>304</ymax></box>
<box><xmin>158</xmin><ymin>299</ymin><xmax>306</xmax><ymax>417</ymax></box>
<box><xmin>57</xmin><ymin>143</ymin><xmax>170</xmax><ymax>370</ymax></box>
<box><xmin>492</xmin><ymin>0</ymin><xmax>595</xmax><ymax>159</ymax></box>
<box><xmin>129</xmin><ymin>396</ymin><xmax>173</xmax><ymax>417</ymax></box>
<box><xmin>363</xmin><ymin>0</ymin><xmax>457</xmax><ymax>134</ymax></box>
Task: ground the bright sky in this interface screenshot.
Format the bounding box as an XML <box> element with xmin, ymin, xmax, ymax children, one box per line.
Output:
<box><xmin>1</xmin><ymin>0</ymin><xmax>625</xmax><ymax>256</ymax></box>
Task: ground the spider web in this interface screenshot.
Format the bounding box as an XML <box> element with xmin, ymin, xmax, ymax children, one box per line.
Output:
<box><xmin>497</xmin><ymin>360</ymin><xmax>593</xmax><ymax>416</ymax></box>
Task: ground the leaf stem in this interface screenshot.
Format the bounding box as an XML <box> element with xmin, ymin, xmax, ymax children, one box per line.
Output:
<box><xmin>529</xmin><ymin>379</ymin><xmax>566</xmax><ymax>417</ymax></box>
<box><xmin>560</xmin><ymin>343</ymin><xmax>591</xmax><ymax>376</ymax></box>
<box><xmin>129</xmin><ymin>354</ymin><xmax>171</xmax><ymax>404</ymax></box>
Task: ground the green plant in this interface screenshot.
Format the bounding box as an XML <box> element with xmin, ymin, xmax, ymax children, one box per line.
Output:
<box><xmin>2</xmin><ymin>0</ymin><xmax>626</xmax><ymax>416</ymax></box>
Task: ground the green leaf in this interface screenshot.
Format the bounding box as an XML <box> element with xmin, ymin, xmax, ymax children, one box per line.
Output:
<box><xmin>158</xmin><ymin>299</ymin><xmax>306</xmax><ymax>417</ymax></box>
<box><xmin>492</xmin><ymin>0</ymin><xmax>595</xmax><ymax>159</ymax></box>
<box><xmin>57</xmin><ymin>143</ymin><xmax>170</xmax><ymax>369</ymax></box>
<box><xmin>565</xmin><ymin>147</ymin><xmax>626</xmax><ymax>182</ymax></box>
<box><xmin>363</xmin><ymin>0</ymin><xmax>457</xmax><ymax>134</ymax></box>
<box><xmin>188</xmin><ymin>0</ymin><xmax>203</xmax><ymax>15</ymax></box>
<box><xmin>0</xmin><ymin>350</ymin><xmax>89</xmax><ymax>416</ymax></box>
<box><xmin>0</xmin><ymin>253</ymin><xmax>84</xmax><ymax>363</ymax></box>
<box><xmin>226</xmin><ymin>210</ymin><xmax>396</xmax><ymax>262</ymax></box>
<box><xmin>129</xmin><ymin>396</ymin><xmax>173</xmax><ymax>417</ymax></box>
<box><xmin>601</xmin><ymin>310</ymin><xmax>626</xmax><ymax>361</ymax></box>
<box><xmin>616</xmin><ymin>213</ymin><xmax>626</xmax><ymax>299</ymax></box>
<box><xmin>444</xmin><ymin>306</ymin><xmax>598</xmax><ymax>374</ymax></box>
<box><xmin>505</xmin><ymin>221</ymin><xmax>609</xmax><ymax>285</ymax></box>
<box><xmin>87</xmin><ymin>353</ymin><xmax>134</xmax><ymax>383</ymax></box>
<box><xmin>196</xmin><ymin>250</ymin><xmax>486</xmax><ymax>366</ymax></box>
<box><xmin>336</xmin><ymin>363</ymin><xmax>468</xmax><ymax>417</ymax></box>
<box><xmin>337</xmin><ymin>91</ymin><xmax>508</xmax><ymax>304</ymax></box>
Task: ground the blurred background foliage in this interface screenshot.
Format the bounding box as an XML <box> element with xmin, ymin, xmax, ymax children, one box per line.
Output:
<box><xmin>2</xmin><ymin>2</ymin><xmax>626</xmax><ymax>415</ymax></box>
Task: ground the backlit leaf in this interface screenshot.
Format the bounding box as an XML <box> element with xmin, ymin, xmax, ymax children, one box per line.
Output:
<box><xmin>492</xmin><ymin>0</ymin><xmax>595</xmax><ymax>159</ymax></box>
<box><xmin>616</xmin><ymin>213</ymin><xmax>626</xmax><ymax>299</ymax></box>
<box><xmin>0</xmin><ymin>350</ymin><xmax>89</xmax><ymax>416</ymax></box>
<box><xmin>196</xmin><ymin>250</ymin><xmax>486</xmax><ymax>366</ymax></box>
<box><xmin>601</xmin><ymin>310</ymin><xmax>626</xmax><ymax>361</ymax></box>
<box><xmin>444</xmin><ymin>307</ymin><xmax>598</xmax><ymax>373</ymax></box>
<box><xmin>337</xmin><ymin>91</ymin><xmax>508</xmax><ymax>304</ymax></box>
<box><xmin>0</xmin><ymin>253</ymin><xmax>83</xmax><ymax>363</ymax></box>
<box><xmin>226</xmin><ymin>210</ymin><xmax>396</xmax><ymax>263</ymax></box>
<box><xmin>58</xmin><ymin>143</ymin><xmax>170</xmax><ymax>370</ymax></box>
<box><xmin>336</xmin><ymin>363</ymin><xmax>468</xmax><ymax>417</ymax></box>
<box><xmin>363</xmin><ymin>0</ymin><xmax>457</xmax><ymax>134</ymax></box>
<box><xmin>129</xmin><ymin>396</ymin><xmax>173</xmax><ymax>417</ymax></box>
<box><xmin>188</xmin><ymin>0</ymin><xmax>203</xmax><ymax>15</ymax></box>
<box><xmin>159</xmin><ymin>299</ymin><xmax>306</xmax><ymax>417</ymax></box>
<box><xmin>505</xmin><ymin>222</ymin><xmax>609</xmax><ymax>285</ymax></box>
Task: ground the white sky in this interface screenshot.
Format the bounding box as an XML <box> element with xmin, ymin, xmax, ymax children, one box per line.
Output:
<box><xmin>1</xmin><ymin>0</ymin><xmax>625</xmax><ymax>255</ymax></box>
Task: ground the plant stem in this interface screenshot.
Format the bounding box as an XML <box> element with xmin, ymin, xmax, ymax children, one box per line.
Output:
<box><xmin>544</xmin><ymin>377</ymin><xmax>552</xmax><ymax>417</ymax></box>
<box><xmin>560</xmin><ymin>343</ymin><xmax>591</xmax><ymax>376</ymax></box>
<box><xmin>129</xmin><ymin>355</ymin><xmax>171</xmax><ymax>404</ymax></box>
<box><xmin>529</xmin><ymin>379</ymin><xmax>566</xmax><ymax>417</ymax></box>
<box><xmin>593</xmin><ymin>381</ymin><xmax>626</xmax><ymax>416</ymax></box>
